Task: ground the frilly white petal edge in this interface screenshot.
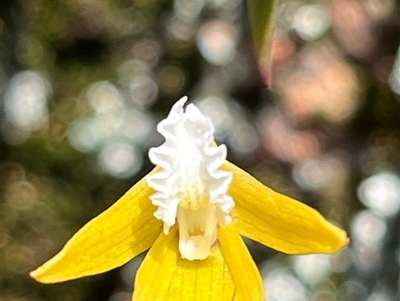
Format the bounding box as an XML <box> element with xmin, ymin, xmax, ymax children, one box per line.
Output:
<box><xmin>147</xmin><ymin>96</ymin><xmax>234</xmax><ymax>233</ymax></box>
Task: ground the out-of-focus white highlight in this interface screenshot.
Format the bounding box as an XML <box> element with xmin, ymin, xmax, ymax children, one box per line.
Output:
<box><xmin>351</xmin><ymin>210</ymin><xmax>387</xmax><ymax>247</ymax></box>
<box><xmin>292</xmin><ymin>4</ymin><xmax>330</xmax><ymax>40</ymax></box>
<box><xmin>357</xmin><ymin>172</ymin><xmax>400</xmax><ymax>218</ymax></box>
<box><xmin>264</xmin><ymin>270</ymin><xmax>308</xmax><ymax>301</ymax></box>
<box><xmin>87</xmin><ymin>81</ymin><xmax>125</xmax><ymax>114</ymax></box>
<box><xmin>3</xmin><ymin>71</ymin><xmax>50</xmax><ymax>144</ymax></box>
<box><xmin>68</xmin><ymin>118</ymin><xmax>101</xmax><ymax>153</ymax></box>
<box><xmin>98</xmin><ymin>141</ymin><xmax>142</xmax><ymax>179</ymax></box>
<box><xmin>197</xmin><ymin>20</ymin><xmax>237</xmax><ymax>65</ymax></box>
<box><xmin>389</xmin><ymin>46</ymin><xmax>400</xmax><ymax>96</ymax></box>
<box><xmin>68</xmin><ymin>109</ymin><xmax>152</xmax><ymax>153</ymax></box>
<box><xmin>293</xmin><ymin>254</ymin><xmax>331</xmax><ymax>285</ymax></box>
<box><xmin>367</xmin><ymin>291</ymin><xmax>393</xmax><ymax>301</ymax></box>
<box><xmin>4</xmin><ymin>71</ymin><xmax>50</xmax><ymax>129</ymax></box>
<box><xmin>228</xmin><ymin>123</ymin><xmax>259</xmax><ymax>157</ymax></box>
<box><xmin>350</xmin><ymin>210</ymin><xmax>387</xmax><ymax>272</ymax></box>
<box><xmin>293</xmin><ymin>158</ymin><xmax>330</xmax><ymax>191</ymax></box>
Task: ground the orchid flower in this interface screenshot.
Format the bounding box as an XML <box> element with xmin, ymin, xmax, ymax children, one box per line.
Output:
<box><xmin>30</xmin><ymin>97</ymin><xmax>348</xmax><ymax>301</ymax></box>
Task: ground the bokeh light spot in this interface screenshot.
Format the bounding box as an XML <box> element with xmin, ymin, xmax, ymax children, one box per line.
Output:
<box><xmin>357</xmin><ymin>172</ymin><xmax>400</xmax><ymax>218</ymax></box>
<box><xmin>197</xmin><ymin>20</ymin><xmax>237</xmax><ymax>65</ymax></box>
<box><xmin>68</xmin><ymin>118</ymin><xmax>102</xmax><ymax>153</ymax></box>
<box><xmin>98</xmin><ymin>141</ymin><xmax>142</xmax><ymax>178</ymax></box>
<box><xmin>292</xmin><ymin>4</ymin><xmax>330</xmax><ymax>41</ymax></box>
<box><xmin>264</xmin><ymin>270</ymin><xmax>308</xmax><ymax>301</ymax></box>
<box><xmin>87</xmin><ymin>81</ymin><xmax>125</xmax><ymax>114</ymax></box>
<box><xmin>3</xmin><ymin>71</ymin><xmax>50</xmax><ymax>144</ymax></box>
<box><xmin>389</xmin><ymin>46</ymin><xmax>400</xmax><ymax>96</ymax></box>
<box><xmin>293</xmin><ymin>254</ymin><xmax>331</xmax><ymax>285</ymax></box>
<box><xmin>351</xmin><ymin>210</ymin><xmax>387</xmax><ymax>247</ymax></box>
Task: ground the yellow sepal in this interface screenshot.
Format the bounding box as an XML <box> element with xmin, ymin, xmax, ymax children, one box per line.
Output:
<box><xmin>223</xmin><ymin>161</ymin><xmax>349</xmax><ymax>254</ymax></box>
<box><xmin>218</xmin><ymin>227</ymin><xmax>264</xmax><ymax>301</ymax></box>
<box><xmin>133</xmin><ymin>227</ymin><xmax>235</xmax><ymax>301</ymax></box>
<box><xmin>30</xmin><ymin>170</ymin><xmax>162</xmax><ymax>283</ymax></box>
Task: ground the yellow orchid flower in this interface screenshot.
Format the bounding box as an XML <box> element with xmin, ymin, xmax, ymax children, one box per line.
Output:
<box><xmin>30</xmin><ymin>97</ymin><xmax>348</xmax><ymax>301</ymax></box>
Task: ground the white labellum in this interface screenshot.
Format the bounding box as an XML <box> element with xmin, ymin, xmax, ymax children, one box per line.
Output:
<box><xmin>147</xmin><ymin>96</ymin><xmax>234</xmax><ymax>260</ymax></box>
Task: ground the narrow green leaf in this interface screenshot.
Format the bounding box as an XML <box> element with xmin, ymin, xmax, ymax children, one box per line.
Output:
<box><xmin>247</xmin><ymin>0</ymin><xmax>278</xmax><ymax>85</ymax></box>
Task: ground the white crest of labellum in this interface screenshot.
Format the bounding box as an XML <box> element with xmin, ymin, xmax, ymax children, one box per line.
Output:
<box><xmin>147</xmin><ymin>96</ymin><xmax>234</xmax><ymax>260</ymax></box>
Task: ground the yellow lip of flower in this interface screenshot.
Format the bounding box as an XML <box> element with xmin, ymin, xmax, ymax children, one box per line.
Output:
<box><xmin>30</xmin><ymin>97</ymin><xmax>349</xmax><ymax>301</ymax></box>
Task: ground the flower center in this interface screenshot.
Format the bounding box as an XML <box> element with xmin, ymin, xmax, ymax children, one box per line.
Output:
<box><xmin>177</xmin><ymin>204</ymin><xmax>218</xmax><ymax>260</ymax></box>
<box><xmin>147</xmin><ymin>97</ymin><xmax>234</xmax><ymax>260</ymax></box>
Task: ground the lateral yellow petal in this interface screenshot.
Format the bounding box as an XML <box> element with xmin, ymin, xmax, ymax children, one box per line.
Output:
<box><xmin>218</xmin><ymin>227</ymin><xmax>264</xmax><ymax>301</ymax></box>
<box><xmin>30</xmin><ymin>170</ymin><xmax>162</xmax><ymax>283</ymax></box>
<box><xmin>223</xmin><ymin>161</ymin><xmax>349</xmax><ymax>254</ymax></box>
<box><xmin>133</xmin><ymin>227</ymin><xmax>235</xmax><ymax>301</ymax></box>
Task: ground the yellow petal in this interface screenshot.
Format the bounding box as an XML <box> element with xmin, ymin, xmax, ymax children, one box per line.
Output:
<box><xmin>133</xmin><ymin>227</ymin><xmax>235</xmax><ymax>301</ymax></box>
<box><xmin>218</xmin><ymin>227</ymin><xmax>264</xmax><ymax>301</ymax></box>
<box><xmin>223</xmin><ymin>161</ymin><xmax>349</xmax><ymax>254</ymax></box>
<box><xmin>30</xmin><ymin>170</ymin><xmax>162</xmax><ymax>283</ymax></box>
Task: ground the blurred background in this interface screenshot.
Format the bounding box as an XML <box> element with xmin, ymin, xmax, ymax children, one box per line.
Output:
<box><xmin>1</xmin><ymin>0</ymin><xmax>399</xmax><ymax>300</ymax></box>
